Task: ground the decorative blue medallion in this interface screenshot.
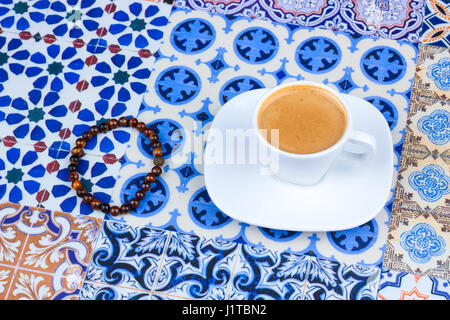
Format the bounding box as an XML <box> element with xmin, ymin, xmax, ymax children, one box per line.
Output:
<box><xmin>360</xmin><ymin>46</ymin><xmax>406</xmax><ymax>84</ymax></box>
<box><xmin>233</xmin><ymin>27</ymin><xmax>278</xmax><ymax>64</ymax></box>
<box><xmin>155</xmin><ymin>66</ymin><xmax>201</xmax><ymax>105</ymax></box>
<box><xmin>408</xmin><ymin>164</ymin><xmax>450</xmax><ymax>202</ymax></box>
<box><xmin>188</xmin><ymin>187</ymin><xmax>232</xmax><ymax>229</ymax></box>
<box><xmin>219</xmin><ymin>76</ymin><xmax>265</xmax><ymax>105</ymax></box>
<box><xmin>171</xmin><ymin>18</ymin><xmax>215</xmax><ymax>54</ymax></box>
<box><xmin>417</xmin><ymin>109</ymin><xmax>449</xmax><ymax>145</ymax></box>
<box><xmin>327</xmin><ymin>220</ymin><xmax>378</xmax><ymax>254</ymax></box>
<box><xmin>295</xmin><ymin>37</ymin><xmax>341</xmax><ymax>74</ymax></box>
<box><xmin>400</xmin><ymin>223</ymin><xmax>445</xmax><ymax>263</ymax></box>
<box><xmin>426</xmin><ymin>57</ymin><xmax>450</xmax><ymax>91</ymax></box>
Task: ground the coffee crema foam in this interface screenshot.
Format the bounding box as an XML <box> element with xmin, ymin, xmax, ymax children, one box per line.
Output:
<box><xmin>257</xmin><ymin>85</ymin><xmax>348</xmax><ymax>154</ymax></box>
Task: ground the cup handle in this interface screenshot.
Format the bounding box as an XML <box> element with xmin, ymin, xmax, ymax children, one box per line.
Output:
<box><xmin>339</xmin><ymin>130</ymin><xmax>376</xmax><ymax>164</ymax></box>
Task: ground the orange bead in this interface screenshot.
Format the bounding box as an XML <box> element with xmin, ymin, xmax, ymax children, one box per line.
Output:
<box><xmin>152</xmin><ymin>147</ymin><xmax>162</xmax><ymax>157</ymax></box>
<box><xmin>72</xmin><ymin>180</ymin><xmax>83</xmax><ymax>190</ymax></box>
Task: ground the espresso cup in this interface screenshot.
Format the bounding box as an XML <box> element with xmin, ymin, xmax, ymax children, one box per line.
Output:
<box><xmin>252</xmin><ymin>81</ymin><xmax>376</xmax><ymax>185</ymax></box>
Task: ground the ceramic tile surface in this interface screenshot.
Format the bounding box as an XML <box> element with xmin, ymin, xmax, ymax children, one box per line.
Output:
<box><xmin>0</xmin><ymin>0</ymin><xmax>449</xmax><ymax>300</ymax></box>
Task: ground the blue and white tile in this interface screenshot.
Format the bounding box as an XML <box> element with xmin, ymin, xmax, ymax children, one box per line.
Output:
<box><xmin>0</xmin><ymin>0</ymin><xmax>51</xmax><ymax>36</ymax></box>
<box><xmin>154</xmin><ymin>232</ymin><xmax>240</xmax><ymax>299</ymax></box>
<box><xmin>79</xmin><ymin>282</ymin><xmax>153</xmax><ymax>300</ymax></box>
<box><xmin>378</xmin><ymin>268</ymin><xmax>450</xmax><ymax>299</ymax></box>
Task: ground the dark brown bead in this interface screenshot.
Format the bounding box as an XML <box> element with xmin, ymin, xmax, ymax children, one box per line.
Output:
<box><xmin>149</xmin><ymin>134</ymin><xmax>159</xmax><ymax>143</ymax></box>
<box><xmin>141</xmin><ymin>182</ymin><xmax>151</xmax><ymax>191</ymax></box>
<box><xmin>136</xmin><ymin>122</ymin><xmax>146</xmax><ymax>132</ymax></box>
<box><xmin>69</xmin><ymin>155</ymin><xmax>80</xmax><ymax>164</ymax></box>
<box><xmin>120</xmin><ymin>203</ymin><xmax>132</xmax><ymax>214</ymax></box>
<box><xmin>135</xmin><ymin>190</ymin><xmax>145</xmax><ymax>200</ymax></box>
<box><xmin>83</xmin><ymin>193</ymin><xmax>94</xmax><ymax>204</ymax></box>
<box><xmin>130</xmin><ymin>198</ymin><xmax>140</xmax><ymax>208</ymax></box>
<box><xmin>145</xmin><ymin>172</ymin><xmax>156</xmax><ymax>183</ymax></box>
<box><xmin>76</xmin><ymin>187</ymin><xmax>87</xmax><ymax>197</ymax></box>
<box><xmin>76</xmin><ymin>138</ymin><xmax>86</xmax><ymax>148</ymax></box>
<box><xmin>68</xmin><ymin>171</ymin><xmax>79</xmax><ymax>182</ymax></box>
<box><xmin>109</xmin><ymin>205</ymin><xmax>120</xmax><ymax>216</ymax></box>
<box><xmin>90</xmin><ymin>125</ymin><xmax>100</xmax><ymax>135</ymax></box>
<box><xmin>152</xmin><ymin>166</ymin><xmax>162</xmax><ymax>177</ymax></box>
<box><xmin>99</xmin><ymin>122</ymin><xmax>109</xmax><ymax>132</ymax></box>
<box><xmin>72</xmin><ymin>180</ymin><xmax>83</xmax><ymax>190</ymax></box>
<box><xmin>71</xmin><ymin>147</ymin><xmax>83</xmax><ymax>156</ymax></box>
<box><xmin>68</xmin><ymin>163</ymin><xmax>78</xmax><ymax>172</ymax></box>
<box><xmin>152</xmin><ymin>141</ymin><xmax>162</xmax><ymax>149</ymax></box>
<box><xmin>119</xmin><ymin>116</ymin><xmax>129</xmax><ymax>127</ymax></box>
<box><xmin>100</xmin><ymin>203</ymin><xmax>110</xmax><ymax>213</ymax></box>
<box><xmin>82</xmin><ymin>131</ymin><xmax>93</xmax><ymax>141</ymax></box>
<box><xmin>152</xmin><ymin>147</ymin><xmax>162</xmax><ymax>157</ymax></box>
<box><xmin>90</xmin><ymin>199</ymin><xmax>101</xmax><ymax>210</ymax></box>
<box><xmin>143</xmin><ymin>127</ymin><xmax>153</xmax><ymax>137</ymax></box>
<box><xmin>153</xmin><ymin>156</ymin><xmax>164</xmax><ymax>167</ymax></box>
<box><xmin>129</xmin><ymin>117</ymin><xmax>138</xmax><ymax>127</ymax></box>
<box><xmin>108</xmin><ymin>118</ymin><xmax>119</xmax><ymax>129</ymax></box>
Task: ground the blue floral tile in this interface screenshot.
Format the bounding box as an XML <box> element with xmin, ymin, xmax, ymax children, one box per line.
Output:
<box><xmin>79</xmin><ymin>282</ymin><xmax>153</xmax><ymax>300</ymax></box>
<box><xmin>378</xmin><ymin>268</ymin><xmax>450</xmax><ymax>299</ymax></box>
<box><xmin>154</xmin><ymin>232</ymin><xmax>240</xmax><ymax>299</ymax></box>
<box><xmin>421</xmin><ymin>0</ymin><xmax>450</xmax><ymax>47</ymax></box>
<box><xmin>384</xmin><ymin>209</ymin><xmax>450</xmax><ymax>280</ymax></box>
<box><xmin>86</xmin><ymin>221</ymin><xmax>171</xmax><ymax>291</ymax></box>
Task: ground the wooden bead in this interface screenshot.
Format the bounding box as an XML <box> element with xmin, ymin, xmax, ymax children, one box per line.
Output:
<box><xmin>70</xmin><ymin>155</ymin><xmax>80</xmax><ymax>164</ymax></box>
<box><xmin>71</xmin><ymin>147</ymin><xmax>83</xmax><ymax>156</ymax></box>
<box><xmin>135</xmin><ymin>190</ymin><xmax>145</xmax><ymax>200</ymax></box>
<box><xmin>145</xmin><ymin>172</ymin><xmax>156</xmax><ymax>183</ymax></box>
<box><xmin>108</xmin><ymin>118</ymin><xmax>119</xmax><ymax>129</ymax></box>
<box><xmin>141</xmin><ymin>182</ymin><xmax>151</xmax><ymax>191</ymax></box>
<box><xmin>130</xmin><ymin>198</ymin><xmax>140</xmax><ymax>208</ymax></box>
<box><xmin>129</xmin><ymin>117</ymin><xmax>138</xmax><ymax>127</ymax></box>
<box><xmin>83</xmin><ymin>193</ymin><xmax>94</xmax><ymax>204</ymax></box>
<box><xmin>68</xmin><ymin>163</ymin><xmax>78</xmax><ymax>172</ymax></box>
<box><xmin>90</xmin><ymin>125</ymin><xmax>100</xmax><ymax>135</ymax></box>
<box><xmin>152</xmin><ymin>166</ymin><xmax>162</xmax><ymax>177</ymax></box>
<box><xmin>68</xmin><ymin>171</ymin><xmax>79</xmax><ymax>182</ymax></box>
<box><xmin>120</xmin><ymin>203</ymin><xmax>131</xmax><ymax>214</ymax></box>
<box><xmin>72</xmin><ymin>180</ymin><xmax>83</xmax><ymax>190</ymax></box>
<box><xmin>76</xmin><ymin>138</ymin><xmax>86</xmax><ymax>148</ymax></box>
<box><xmin>119</xmin><ymin>117</ymin><xmax>129</xmax><ymax>127</ymax></box>
<box><xmin>99</xmin><ymin>122</ymin><xmax>109</xmax><ymax>132</ymax></box>
<box><xmin>152</xmin><ymin>147</ymin><xmax>162</xmax><ymax>157</ymax></box>
<box><xmin>149</xmin><ymin>134</ymin><xmax>159</xmax><ymax>143</ymax></box>
<box><xmin>143</xmin><ymin>127</ymin><xmax>153</xmax><ymax>137</ymax></box>
<box><xmin>109</xmin><ymin>206</ymin><xmax>120</xmax><ymax>216</ymax></box>
<box><xmin>153</xmin><ymin>156</ymin><xmax>164</xmax><ymax>167</ymax></box>
<box><xmin>100</xmin><ymin>203</ymin><xmax>110</xmax><ymax>214</ymax></box>
<box><xmin>136</xmin><ymin>122</ymin><xmax>146</xmax><ymax>132</ymax></box>
<box><xmin>76</xmin><ymin>188</ymin><xmax>87</xmax><ymax>197</ymax></box>
<box><xmin>90</xmin><ymin>199</ymin><xmax>101</xmax><ymax>210</ymax></box>
<box><xmin>82</xmin><ymin>131</ymin><xmax>93</xmax><ymax>141</ymax></box>
<box><xmin>152</xmin><ymin>141</ymin><xmax>162</xmax><ymax>149</ymax></box>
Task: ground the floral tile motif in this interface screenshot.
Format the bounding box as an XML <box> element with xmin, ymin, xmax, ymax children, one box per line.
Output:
<box><xmin>111</xmin><ymin>7</ymin><xmax>417</xmax><ymax>267</ymax></box>
<box><xmin>384</xmin><ymin>209</ymin><xmax>450</xmax><ymax>279</ymax></box>
<box><xmin>154</xmin><ymin>233</ymin><xmax>240</xmax><ymax>299</ymax></box>
<box><xmin>421</xmin><ymin>0</ymin><xmax>450</xmax><ymax>47</ymax></box>
<box><xmin>0</xmin><ymin>140</ymin><xmax>121</xmax><ymax>217</ymax></box>
<box><xmin>393</xmin><ymin>94</ymin><xmax>449</xmax><ymax>215</ymax></box>
<box><xmin>0</xmin><ymin>264</ymin><xmax>15</xmax><ymax>299</ymax></box>
<box><xmin>378</xmin><ymin>268</ymin><xmax>450</xmax><ymax>299</ymax></box>
<box><xmin>79</xmin><ymin>282</ymin><xmax>153</xmax><ymax>300</ymax></box>
<box><xmin>228</xmin><ymin>246</ymin><xmax>380</xmax><ymax>300</ymax></box>
<box><xmin>174</xmin><ymin>0</ymin><xmax>426</xmax><ymax>42</ymax></box>
<box><xmin>86</xmin><ymin>221</ymin><xmax>170</xmax><ymax>291</ymax></box>
<box><xmin>6</xmin><ymin>269</ymin><xmax>80</xmax><ymax>299</ymax></box>
<box><xmin>413</xmin><ymin>44</ymin><xmax>450</xmax><ymax>101</ymax></box>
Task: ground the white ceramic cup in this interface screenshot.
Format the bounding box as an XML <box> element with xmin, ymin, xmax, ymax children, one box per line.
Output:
<box><xmin>252</xmin><ymin>81</ymin><xmax>377</xmax><ymax>185</ymax></box>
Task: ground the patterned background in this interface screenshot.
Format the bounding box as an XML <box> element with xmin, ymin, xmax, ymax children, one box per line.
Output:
<box><xmin>0</xmin><ymin>0</ymin><xmax>448</xmax><ymax>300</ymax></box>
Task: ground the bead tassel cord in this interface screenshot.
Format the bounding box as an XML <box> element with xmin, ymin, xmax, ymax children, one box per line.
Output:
<box><xmin>68</xmin><ymin>117</ymin><xmax>164</xmax><ymax>216</ymax></box>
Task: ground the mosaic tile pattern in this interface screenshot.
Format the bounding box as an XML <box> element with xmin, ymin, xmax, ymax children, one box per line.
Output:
<box><xmin>421</xmin><ymin>0</ymin><xmax>450</xmax><ymax>47</ymax></box>
<box><xmin>109</xmin><ymin>7</ymin><xmax>417</xmax><ymax>267</ymax></box>
<box><xmin>173</xmin><ymin>0</ymin><xmax>426</xmax><ymax>42</ymax></box>
<box><xmin>0</xmin><ymin>203</ymin><xmax>103</xmax><ymax>300</ymax></box>
<box><xmin>378</xmin><ymin>268</ymin><xmax>450</xmax><ymax>299</ymax></box>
